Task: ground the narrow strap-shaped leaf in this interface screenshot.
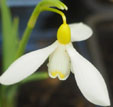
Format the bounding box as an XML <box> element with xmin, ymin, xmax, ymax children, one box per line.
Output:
<box><xmin>1</xmin><ymin>0</ymin><xmax>12</xmax><ymax>70</ymax></box>
<box><xmin>11</xmin><ymin>18</ymin><xmax>19</xmax><ymax>60</ymax></box>
<box><xmin>1</xmin><ymin>0</ymin><xmax>19</xmax><ymax>70</ymax></box>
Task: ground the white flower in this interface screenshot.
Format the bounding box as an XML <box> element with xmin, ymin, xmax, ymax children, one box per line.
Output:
<box><xmin>0</xmin><ymin>23</ymin><xmax>110</xmax><ymax>106</ymax></box>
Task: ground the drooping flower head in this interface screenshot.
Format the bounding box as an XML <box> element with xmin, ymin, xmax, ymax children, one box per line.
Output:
<box><xmin>0</xmin><ymin>13</ymin><xmax>110</xmax><ymax>106</ymax></box>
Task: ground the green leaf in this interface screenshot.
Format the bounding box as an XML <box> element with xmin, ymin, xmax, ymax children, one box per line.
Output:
<box><xmin>11</xmin><ymin>17</ymin><xmax>19</xmax><ymax>59</ymax></box>
<box><xmin>20</xmin><ymin>72</ymin><xmax>48</xmax><ymax>84</ymax></box>
<box><xmin>7</xmin><ymin>86</ymin><xmax>18</xmax><ymax>107</ymax></box>
<box><xmin>1</xmin><ymin>0</ymin><xmax>19</xmax><ymax>70</ymax></box>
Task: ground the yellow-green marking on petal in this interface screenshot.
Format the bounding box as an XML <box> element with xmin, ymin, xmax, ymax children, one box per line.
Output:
<box><xmin>51</xmin><ymin>71</ymin><xmax>65</xmax><ymax>79</ymax></box>
<box><xmin>57</xmin><ymin>23</ymin><xmax>71</xmax><ymax>44</ymax></box>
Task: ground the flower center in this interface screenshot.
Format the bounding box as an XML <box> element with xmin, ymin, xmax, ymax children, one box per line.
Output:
<box><xmin>57</xmin><ymin>23</ymin><xmax>71</xmax><ymax>44</ymax></box>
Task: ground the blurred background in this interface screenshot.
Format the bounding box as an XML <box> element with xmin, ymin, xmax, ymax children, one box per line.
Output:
<box><xmin>0</xmin><ymin>0</ymin><xmax>113</xmax><ymax>106</ymax></box>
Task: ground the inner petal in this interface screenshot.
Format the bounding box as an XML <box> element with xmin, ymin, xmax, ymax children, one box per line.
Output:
<box><xmin>47</xmin><ymin>43</ymin><xmax>71</xmax><ymax>80</ymax></box>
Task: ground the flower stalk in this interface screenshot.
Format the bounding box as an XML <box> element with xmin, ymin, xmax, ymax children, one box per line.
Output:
<box><xmin>16</xmin><ymin>5</ymin><xmax>67</xmax><ymax>58</ymax></box>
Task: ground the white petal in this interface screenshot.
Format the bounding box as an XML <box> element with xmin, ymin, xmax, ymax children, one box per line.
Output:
<box><xmin>48</xmin><ymin>43</ymin><xmax>71</xmax><ymax>80</ymax></box>
<box><xmin>69</xmin><ymin>23</ymin><xmax>93</xmax><ymax>42</ymax></box>
<box><xmin>0</xmin><ymin>41</ymin><xmax>58</xmax><ymax>85</ymax></box>
<box><xmin>66</xmin><ymin>44</ymin><xmax>110</xmax><ymax>106</ymax></box>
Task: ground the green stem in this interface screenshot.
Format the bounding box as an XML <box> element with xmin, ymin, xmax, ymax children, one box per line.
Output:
<box><xmin>15</xmin><ymin>27</ymin><xmax>32</xmax><ymax>58</ymax></box>
<box><xmin>42</xmin><ymin>7</ymin><xmax>66</xmax><ymax>24</ymax></box>
<box><xmin>15</xmin><ymin>5</ymin><xmax>41</xmax><ymax>58</ymax></box>
<box><xmin>6</xmin><ymin>86</ymin><xmax>18</xmax><ymax>107</ymax></box>
<box><xmin>1</xmin><ymin>86</ymin><xmax>8</xmax><ymax>107</ymax></box>
<box><xmin>0</xmin><ymin>86</ymin><xmax>2</xmax><ymax>107</ymax></box>
<box><xmin>0</xmin><ymin>86</ymin><xmax>17</xmax><ymax>107</ymax></box>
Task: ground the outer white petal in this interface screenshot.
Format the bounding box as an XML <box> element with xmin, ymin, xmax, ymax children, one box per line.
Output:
<box><xmin>69</xmin><ymin>23</ymin><xmax>93</xmax><ymax>42</ymax></box>
<box><xmin>66</xmin><ymin>44</ymin><xmax>110</xmax><ymax>106</ymax></box>
<box><xmin>0</xmin><ymin>41</ymin><xmax>58</xmax><ymax>85</ymax></box>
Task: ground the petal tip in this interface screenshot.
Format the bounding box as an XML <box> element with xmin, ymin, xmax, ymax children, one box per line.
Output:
<box><xmin>0</xmin><ymin>76</ymin><xmax>11</xmax><ymax>85</ymax></box>
<box><xmin>69</xmin><ymin>22</ymin><xmax>93</xmax><ymax>42</ymax></box>
<box><xmin>0</xmin><ymin>76</ymin><xmax>6</xmax><ymax>85</ymax></box>
<box><xmin>79</xmin><ymin>22</ymin><xmax>93</xmax><ymax>38</ymax></box>
<box><xmin>90</xmin><ymin>94</ymin><xmax>111</xmax><ymax>106</ymax></box>
<box><xmin>101</xmin><ymin>95</ymin><xmax>111</xmax><ymax>106</ymax></box>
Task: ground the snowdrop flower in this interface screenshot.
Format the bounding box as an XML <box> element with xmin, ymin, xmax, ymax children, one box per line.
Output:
<box><xmin>0</xmin><ymin>22</ymin><xmax>110</xmax><ymax>106</ymax></box>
